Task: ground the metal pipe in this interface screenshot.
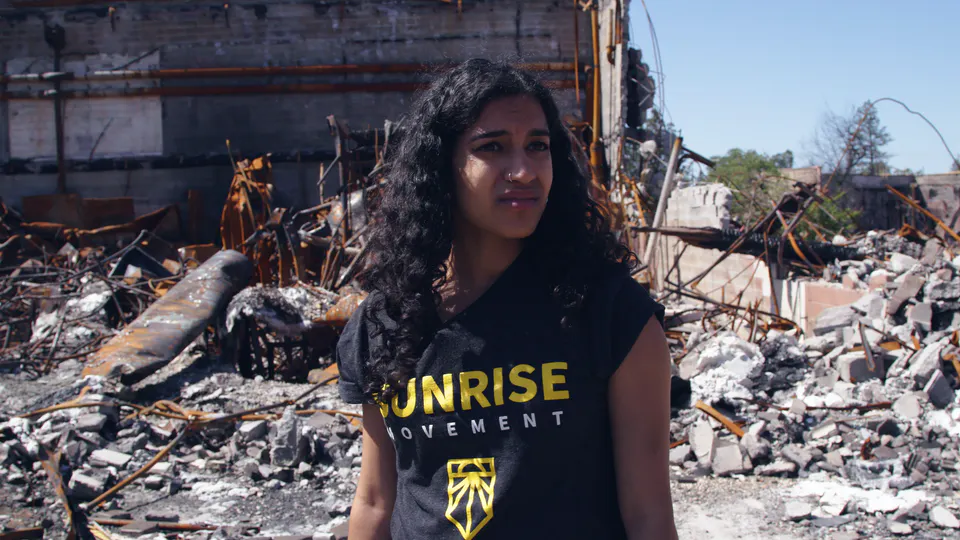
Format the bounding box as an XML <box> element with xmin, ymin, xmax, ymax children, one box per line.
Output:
<box><xmin>589</xmin><ymin>6</ymin><xmax>605</xmax><ymax>187</ymax></box>
<box><xmin>573</xmin><ymin>0</ymin><xmax>581</xmax><ymax>107</ymax></box>
<box><xmin>642</xmin><ymin>136</ymin><xmax>683</xmax><ymax>270</ymax></box>
<box><xmin>0</xmin><ymin>62</ymin><xmax>579</xmax><ymax>84</ymax></box>
<box><xmin>81</xmin><ymin>250</ymin><xmax>253</xmax><ymax>384</ymax></box>
<box><xmin>51</xmin><ymin>37</ymin><xmax>66</xmax><ymax>193</ymax></box>
<box><xmin>1</xmin><ymin>80</ymin><xmax>579</xmax><ymax>101</ymax></box>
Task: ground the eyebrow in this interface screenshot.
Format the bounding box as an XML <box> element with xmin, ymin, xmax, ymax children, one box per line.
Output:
<box><xmin>469</xmin><ymin>128</ymin><xmax>551</xmax><ymax>142</ymax></box>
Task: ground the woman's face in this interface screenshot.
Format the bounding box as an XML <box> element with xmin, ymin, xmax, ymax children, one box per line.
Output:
<box><xmin>451</xmin><ymin>94</ymin><xmax>554</xmax><ymax>241</ymax></box>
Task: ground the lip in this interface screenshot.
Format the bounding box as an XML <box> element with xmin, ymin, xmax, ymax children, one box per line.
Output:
<box><xmin>496</xmin><ymin>192</ymin><xmax>541</xmax><ymax>209</ymax></box>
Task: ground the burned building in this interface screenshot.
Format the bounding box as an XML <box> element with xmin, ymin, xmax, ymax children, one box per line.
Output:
<box><xmin>1</xmin><ymin>0</ymin><xmax>654</xmax><ymax>240</ymax></box>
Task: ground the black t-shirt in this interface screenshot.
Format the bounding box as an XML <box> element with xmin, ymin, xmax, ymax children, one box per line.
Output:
<box><xmin>336</xmin><ymin>249</ymin><xmax>664</xmax><ymax>540</ymax></box>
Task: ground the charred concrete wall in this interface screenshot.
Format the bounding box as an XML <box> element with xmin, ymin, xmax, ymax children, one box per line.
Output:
<box><xmin>1</xmin><ymin>0</ymin><xmax>603</xmax><ymax>223</ymax></box>
<box><xmin>917</xmin><ymin>173</ymin><xmax>960</xmax><ymax>231</ymax></box>
<box><xmin>780</xmin><ymin>169</ymin><xmax>960</xmax><ymax>233</ymax></box>
<box><xmin>2</xmin><ymin>0</ymin><xmax>591</xmax><ymax>161</ymax></box>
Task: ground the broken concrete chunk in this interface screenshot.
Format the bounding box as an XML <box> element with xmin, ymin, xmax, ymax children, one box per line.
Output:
<box><xmin>739</xmin><ymin>433</ymin><xmax>771</xmax><ymax>462</ymax></box>
<box><xmin>888</xmin><ymin>253</ymin><xmax>919</xmax><ymax>274</ymax></box>
<box><xmin>924</xmin><ymin>370</ymin><xmax>955</xmax><ymax>409</ymax></box>
<box><xmin>810</xmin><ymin>421</ymin><xmax>840</xmax><ymax>440</ymax></box>
<box><xmin>930</xmin><ymin>506</ymin><xmax>960</xmax><ymax>529</ymax></box>
<box><xmin>893</xmin><ymin>393</ymin><xmax>923</xmax><ymax>419</ymax></box>
<box><xmin>872</xmin><ymin>446</ymin><xmax>899</xmax><ymax>461</ymax></box>
<box><xmin>68</xmin><ymin>472</ymin><xmax>106</xmax><ymax>500</ymax></box>
<box><xmin>908</xmin><ymin>302</ymin><xmax>933</xmax><ymax>332</ymax></box>
<box><xmin>239</xmin><ymin>420</ymin><xmax>269</xmax><ymax>442</ymax></box>
<box><xmin>143</xmin><ymin>475</ymin><xmax>165</xmax><ymax>490</ymax></box>
<box><xmin>116</xmin><ymin>433</ymin><xmax>149</xmax><ymax>454</ymax></box>
<box><xmin>803</xmin><ymin>333</ymin><xmax>840</xmax><ymax>354</ymax></box>
<box><xmin>669</xmin><ymin>444</ymin><xmax>692</xmax><ymax>466</ymax></box>
<box><xmin>271</xmin><ymin>407</ymin><xmax>302</xmax><ymax>468</ymax></box>
<box><xmin>836</xmin><ymin>351</ymin><xmax>880</xmax><ymax>383</ymax></box>
<box><xmin>789</xmin><ymin>399</ymin><xmax>807</xmax><ymax>416</ymax></box>
<box><xmin>781</xmin><ymin>444</ymin><xmax>813</xmax><ymax>470</ymax></box>
<box><xmin>921</xmin><ymin>239</ymin><xmax>943</xmax><ymax>265</ymax></box>
<box><xmin>851</xmin><ymin>293</ymin><xmax>884</xmax><ymax>319</ymax></box>
<box><xmin>689</xmin><ymin>419</ymin><xmax>716</xmax><ymax>467</ymax></box>
<box><xmin>258</xmin><ymin>464</ymin><xmax>275</xmax><ymax>480</ymax></box>
<box><xmin>886</xmin><ymin>273</ymin><xmax>925</xmax><ymax>315</ymax></box>
<box><xmin>76</xmin><ymin>413</ymin><xmax>109</xmax><ymax>433</ymax></box>
<box><xmin>712</xmin><ymin>442</ymin><xmax>748</xmax><ymax>476</ymax></box>
<box><xmin>906</xmin><ymin>338</ymin><xmax>950</xmax><ymax>387</ymax></box>
<box><xmin>818</xmin><ymin>491</ymin><xmax>851</xmax><ymax>517</ymax></box>
<box><xmin>145</xmin><ymin>511</ymin><xmax>179</xmax><ymax>522</ymax></box>
<box><xmin>824</xmin><ymin>451</ymin><xmax>844</xmax><ymax>468</ymax></box>
<box><xmin>297</xmin><ymin>461</ymin><xmax>313</xmax><ymax>478</ymax></box>
<box><xmin>755</xmin><ymin>460</ymin><xmax>798</xmax><ymax>476</ymax></box>
<box><xmin>814</xmin><ymin>306</ymin><xmax>857</xmax><ymax>337</ymax></box>
<box><xmin>238</xmin><ymin>459</ymin><xmax>261</xmax><ymax>480</ymax></box>
<box><xmin>888</xmin><ymin>521</ymin><xmax>912</xmax><ymax>536</ymax></box>
<box><xmin>784</xmin><ymin>500</ymin><xmax>813</xmax><ymax>521</ymax></box>
<box><xmin>926</xmin><ymin>278</ymin><xmax>960</xmax><ymax>301</ymax></box>
<box><xmin>90</xmin><ymin>449</ymin><xmax>132</xmax><ymax>468</ymax></box>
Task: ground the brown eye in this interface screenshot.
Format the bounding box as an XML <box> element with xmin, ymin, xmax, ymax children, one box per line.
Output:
<box><xmin>528</xmin><ymin>141</ymin><xmax>550</xmax><ymax>152</ymax></box>
<box><xmin>475</xmin><ymin>142</ymin><xmax>503</xmax><ymax>152</ymax></box>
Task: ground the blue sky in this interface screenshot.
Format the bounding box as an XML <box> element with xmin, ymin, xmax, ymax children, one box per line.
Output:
<box><xmin>628</xmin><ymin>1</ymin><xmax>960</xmax><ymax>173</ymax></box>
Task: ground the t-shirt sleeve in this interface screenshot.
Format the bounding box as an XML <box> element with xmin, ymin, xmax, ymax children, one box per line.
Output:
<box><xmin>335</xmin><ymin>300</ymin><xmax>371</xmax><ymax>404</ymax></box>
<box><xmin>591</xmin><ymin>269</ymin><xmax>666</xmax><ymax>379</ymax></box>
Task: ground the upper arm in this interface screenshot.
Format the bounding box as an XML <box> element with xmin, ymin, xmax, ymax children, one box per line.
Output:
<box><xmin>355</xmin><ymin>403</ymin><xmax>398</xmax><ymax>506</ymax></box>
<box><xmin>609</xmin><ymin>317</ymin><xmax>678</xmax><ymax>539</ymax></box>
<box><xmin>349</xmin><ymin>403</ymin><xmax>398</xmax><ymax>539</ymax></box>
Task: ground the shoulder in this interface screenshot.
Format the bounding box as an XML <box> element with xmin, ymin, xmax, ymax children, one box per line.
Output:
<box><xmin>584</xmin><ymin>263</ymin><xmax>665</xmax><ymax>378</ymax></box>
<box><xmin>335</xmin><ymin>291</ymin><xmax>387</xmax><ymax>403</ymax></box>
<box><xmin>587</xmin><ymin>262</ymin><xmax>662</xmax><ymax>318</ymax></box>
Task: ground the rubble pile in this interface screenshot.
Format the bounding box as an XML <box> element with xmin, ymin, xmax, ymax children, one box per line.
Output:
<box><xmin>1</xmin><ymin>150</ymin><xmax>378</xmax><ymax>537</ymax></box>
<box><xmin>1</xmin><ymin>366</ymin><xmax>360</xmax><ymax>538</ymax></box>
<box><xmin>666</xmin><ymin>231</ymin><xmax>960</xmax><ymax>537</ymax></box>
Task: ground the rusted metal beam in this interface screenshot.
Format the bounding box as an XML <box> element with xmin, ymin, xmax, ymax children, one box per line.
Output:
<box><xmin>1</xmin><ymin>80</ymin><xmax>580</xmax><ymax>101</ymax></box>
<box><xmin>1</xmin><ymin>62</ymin><xmax>579</xmax><ymax>84</ymax></box>
<box><xmin>694</xmin><ymin>400</ymin><xmax>746</xmax><ymax>438</ymax></box>
<box><xmin>91</xmin><ymin>518</ymin><xmax>217</xmax><ymax>532</ymax></box>
<box><xmin>81</xmin><ymin>250</ymin><xmax>252</xmax><ymax>384</ymax></box>
<box><xmin>85</xmin><ymin>428</ymin><xmax>189</xmax><ymax>511</ymax></box>
<box><xmin>0</xmin><ymin>528</ymin><xmax>44</xmax><ymax>540</ymax></box>
<box><xmin>588</xmin><ymin>6</ymin><xmax>605</xmax><ymax>187</ymax></box>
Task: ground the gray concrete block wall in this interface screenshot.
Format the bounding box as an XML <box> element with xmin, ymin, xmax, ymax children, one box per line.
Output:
<box><xmin>3</xmin><ymin>0</ymin><xmax>591</xmax><ymax>158</ymax></box>
<box><xmin>665</xmin><ymin>183</ymin><xmax>733</xmax><ymax>229</ymax></box>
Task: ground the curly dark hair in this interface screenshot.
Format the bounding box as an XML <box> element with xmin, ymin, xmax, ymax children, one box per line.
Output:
<box><xmin>361</xmin><ymin>58</ymin><xmax>636</xmax><ymax>399</ymax></box>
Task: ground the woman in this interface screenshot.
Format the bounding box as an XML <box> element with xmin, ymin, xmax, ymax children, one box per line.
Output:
<box><xmin>336</xmin><ymin>59</ymin><xmax>677</xmax><ymax>540</ymax></box>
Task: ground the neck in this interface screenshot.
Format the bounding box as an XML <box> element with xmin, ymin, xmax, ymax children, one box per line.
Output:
<box><xmin>449</xmin><ymin>220</ymin><xmax>523</xmax><ymax>291</ymax></box>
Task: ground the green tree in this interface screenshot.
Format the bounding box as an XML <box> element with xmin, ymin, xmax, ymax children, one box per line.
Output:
<box><xmin>707</xmin><ymin>148</ymin><xmax>786</xmax><ymax>226</ymax></box>
<box><xmin>771</xmin><ymin>150</ymin><xmax>794</xmax><ymax>169</ymax></box>
<box><xmin>809</xmin><ymin>101</ymin><xmax>893</xmax><ymax>177</ymax></box>
<box><xmin>708</xmin><ymin>148</ymin><xmax>860</xmax><ymax>239</ymax></box>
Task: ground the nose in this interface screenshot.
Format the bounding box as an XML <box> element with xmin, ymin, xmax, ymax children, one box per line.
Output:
<box><xmin>504</xmin><ymin>153</ymin><xmax>536</xmax><ymax>185</ymax></box>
